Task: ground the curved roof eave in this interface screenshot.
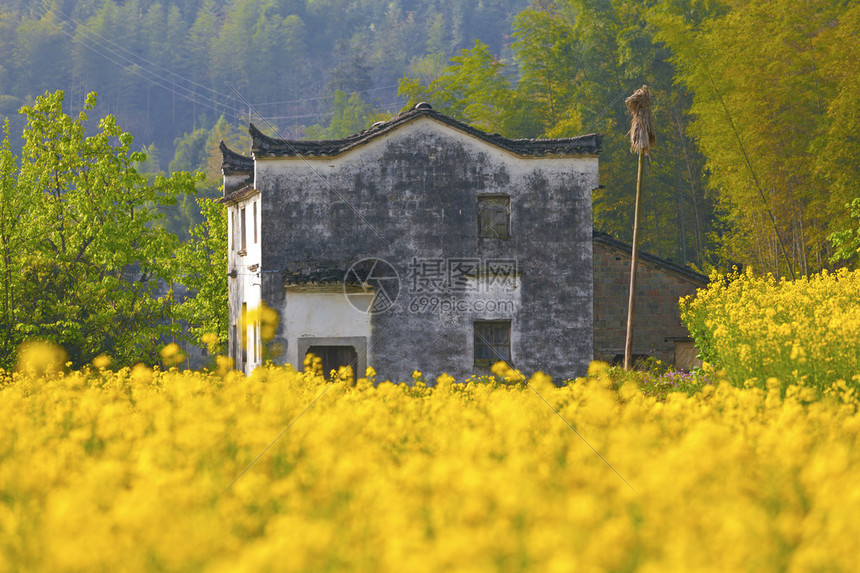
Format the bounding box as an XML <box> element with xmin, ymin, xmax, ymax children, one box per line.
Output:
<box><xmin>250</xmin><ymin>105</ymin><xmax>602</xmax><ymax>160</ymax></box>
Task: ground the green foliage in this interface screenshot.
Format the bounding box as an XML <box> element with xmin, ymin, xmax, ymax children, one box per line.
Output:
<box><xmin>135</xmin><ymin>143</ymin><xmax>162</xmax><ymax>176</ymax></box>
<box><xmin>2</xmin><ymin>0</ymin><xmax>855</xmax><ymax>287</ymax></box>
<box><xmin>399</xmin><ymin>1</ymin><xmax>717</xmax><ymax>266</ymax></box>
<box><xmin>593</xmin><ymin>362</ymin><xmax>714</xmax><ymax>401</ymax></box>
<box><xmin>164</xmin><ymin>116</ymin><xmax>250</xmax><ymax>240</ymax></box>
<box><xmin>305</xmin><ymin>90</ymin><xmax>383</xmax><ymax>140</ymax></box>
<box><xmin>399</xmin><ymin>0</ymin><xmax>859</xmax><ymax>274</ymax></box>
<box><xmin>399</xmin><ymin>40</ymin><xmax>539</xmax><ymax>137</ymax></box>
<box><xmin>652</xmin><ymin>0</ymin><xmax>859</xmax><ymax>276</ymax></box>
<box><xmin>829</xmin><ymin>198</ymin><xmax>860</xmax><ymax>265</ymax></box>
<box><xmin>0</xmin><ymin>119</ymin><xmax>30</xmax><ymax>363</ymax></box>
<box><xmin>175</xmin><ymin>197</ymin><xmax>228</xmax><ymax>354</ymax></box>
<box><xmin>0</xmin><ymin>90</ymin><xmax>200</xmax><ymax>368</ymax></box>
<box><xmin>169</xmin><ymin>128</ymin><xmax>210</xmax><ymax>174</ymax></box>
<box><xmin>0</xmin><ymin>0</ymin><xmax>527</xmax><ymax>161</ymax></box>
<box><xmin>203</xmin><ymin>116</ymin><xmax>251</xmax><ymax>182</ymax></box>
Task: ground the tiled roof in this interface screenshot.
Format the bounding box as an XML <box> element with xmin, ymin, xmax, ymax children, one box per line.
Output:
<box><xmin>250</xmin><ymin>103</ymin><xmax>602</xmax><ymax>158</ymax></box>
<box><xmin>220</xmin><ymin>183</ymin><xmax>257</xmax><ymax>205</ymax></box>
<box><xmin>283</xmin><ymin>264</ymin><xmax>362</xmax><ymax>288</ymax></box>
<box><xmin>593</xmin><ymin>231</ymin><xmax>709</xmax><ymax>284</ymax></box>
<box><xmin>220</xmin><ymin>141</ymin><xmax>254</xmax><ymax>175</ymax></box>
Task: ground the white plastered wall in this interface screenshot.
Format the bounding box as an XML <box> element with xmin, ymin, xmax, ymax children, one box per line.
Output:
<box><xmin>283</xmin><ymin>291</ymin><xmax>373</xmax><ymax>373</ymax></box>
<box><xmin>227</xmin><ymin>192</ymin><xmax>263</xmax><ymax>375</ymax></box>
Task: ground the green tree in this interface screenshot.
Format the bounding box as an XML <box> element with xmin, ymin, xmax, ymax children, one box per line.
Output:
<box><xmin>399</xmin><ymin>3</ymin><xmax>717</xmax><ymax>266</ymax></box>
<box><xmin>399</xmin><ymin>40</ymin><xmax>538</xmax><ymax>137</ymax></box>
<box><xmin>169</xmin><ymin>127</ymin><xmax>210</xmax><ymax>174</ymax></box>
<box><xmin>0</xmin><ymin>119</ymin><xmax>36</xmax><ymax>361</ymax></box>
<box><xmin>204</xmin><ymin>115</ymin><xmax>251</xmax><ymax>182</ymax></box>
<box><xmin>4</xmin><ymin>90</ymin><xmax>200</xmax><ymax>368</ymax></box>
<box><xmin>175</xmin><ymin>197</ymin><xmax>228</xmax><ymax>354</ymax></box>
<box><xmin>829</xmin><ymin>198</ymin><xmax>860</xmax><ymax>266</ymax></box>
<box><xmin>166</xmin><ymin>119</ymin><xmax>249</xmax><ymax>240</ymax></box>
<box><xmin>651</xmin><ymin>0</ymin><xmax>857</xmax><ymax>276</ymax></box>
<box><xmin>305</xmin><ymin>90</ymin><xmax>383</xmax><ymax>139</ymax></box>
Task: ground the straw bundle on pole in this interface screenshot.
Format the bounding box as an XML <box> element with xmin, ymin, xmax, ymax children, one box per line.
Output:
<box><xmin>624</xmin><ymin>85</ymin><xmax>655</xmax><ymax>370</ymax></box>
<box><xmin>626</xmin><ymin>85</ymin><xmax>656</xmax><ymax>155</ymax></box>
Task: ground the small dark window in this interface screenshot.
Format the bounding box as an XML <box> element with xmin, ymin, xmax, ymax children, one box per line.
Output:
<box><xmin>474</xmin><ymin>321</ymin><xmax>511</xmax><ymax>367</ymax></box>
<box><xmin>241</xmin><ymin>302</ymin><xmax>248</xmax><ymax>365</ymax></box>
<box><xmin>478</xmin><ymin>196</ymin><xmax>510</xmax><ymax>239</ymax></box>
<box><xmin>232</xmin><ymin>324</ymin><xmax>239</xmax><ymax>364</ymax></box>
<box><xmin>240</xmin><ymin>207</ymin><xmax>247</xmax><ymax>251</ymax></box>
<box><xmin>253</xmin><ymin>201</ymin><xmax>258</xmax><ymax>244</ymax></box>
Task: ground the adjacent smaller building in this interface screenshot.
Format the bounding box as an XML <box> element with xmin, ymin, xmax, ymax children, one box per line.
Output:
<box><xmin>592</xmin><ymin>232</ymin><xmax>707</xmax><ymax>370</ymax></box>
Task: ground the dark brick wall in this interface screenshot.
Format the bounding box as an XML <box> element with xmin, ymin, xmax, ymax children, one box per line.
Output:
<box><xmin>592</xmin><ymin>242</ymin><xmax>705</xmax><ymax>366</ymax></box>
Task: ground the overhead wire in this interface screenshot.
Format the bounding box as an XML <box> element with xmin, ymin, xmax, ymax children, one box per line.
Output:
<box><xmin>35</xmin><ymin>2</ymin><xmax>245</xmax><ymax>122</ymax></box>
<box><xmin>36</xmin><ymin>0</ymin><xmax>405</xmax><ymax>121</ymax></box>
<box><xmin>39</xmin><ymin>0</ymin><xmax>245</xmax><ymax>108</ymax></box>
<box><xmin>251</xmin><ymin>84</ymin><xmax>403</xmax><ymax>108</ymax></box>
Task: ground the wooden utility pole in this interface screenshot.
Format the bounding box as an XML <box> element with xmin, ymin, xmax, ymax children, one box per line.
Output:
<box><xmin>624</xmin><ymin>86</ymin><xmax>655</xmax><ymax>370</ymax></box>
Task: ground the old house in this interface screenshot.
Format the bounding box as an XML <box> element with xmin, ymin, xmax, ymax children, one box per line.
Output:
<box><xmin>221</xmin><ymin>102</ymin><xmax>704</xmax><ymax>381</ymax></box>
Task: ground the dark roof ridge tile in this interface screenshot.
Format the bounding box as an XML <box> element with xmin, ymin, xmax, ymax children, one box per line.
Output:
<box><xmin>219</xmin><ymin>182</ymin><xmax>257</xmax><ymax>205</ymax></box>
<box><xmin>250</xmin><ymin>106</ymin><xmax>602</xmax><ymax>158</ymax></box>
<box><xmin>220</xmin><ymin>141</ymin><xmax>254</xmax><ymax>175</ymax></box>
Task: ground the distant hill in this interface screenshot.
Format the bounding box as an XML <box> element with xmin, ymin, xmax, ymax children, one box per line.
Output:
<box><xmin>0</xmin><ymin>0</ymin><xmax>528</xmax><ymax>165</ymax></box>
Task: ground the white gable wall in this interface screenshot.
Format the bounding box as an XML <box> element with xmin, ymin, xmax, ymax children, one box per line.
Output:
<box><xmin>227</xmin><ymin>191</ymin><xmax>263</xmax><ymax>375</ymax></box>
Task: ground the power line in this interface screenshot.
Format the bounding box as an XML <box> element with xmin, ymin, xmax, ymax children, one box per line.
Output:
<box><xmin>261</xmin><ymin>100</ymin><xmax>406</xmax><ymax>123</ymax></box>
<box><xmin>34</xmin><ymin>3</ymin><xmax>245</xmax><ymax>123</ymax></box>
<box><xmin>251</xmin><ymin>84</ymin><xmax>403</xmax><ymax>108</ymax></box>
<box><xmin>41</xmin><ymin>0</ymin><xmax>245</xmax><ymax>108</ymax></box>
<box><xmin>41</xmin><ymin>1</ymin><xmax>406</xmax><ymax>115</ymax></box>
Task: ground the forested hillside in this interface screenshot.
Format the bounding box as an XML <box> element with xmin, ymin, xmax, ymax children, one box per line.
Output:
<box><xmin>1</xmin><ymin>0</ymin><xmax>857</xmax><ymax>275</ymax></box>
<box><xmin>0</xmin><ymin>0</ymin><xmax>525</xmax><ymax>155</ymax></box>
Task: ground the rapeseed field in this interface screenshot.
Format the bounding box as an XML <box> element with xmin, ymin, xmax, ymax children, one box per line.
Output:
<box><xmin>2</xmin><ymin>344</ymin><xmax>858</xmax><ymax>572</ymax></box>
<box><xmin>682</xmin><ymin>268</ymin><xmax>860</xmax><ymax>394</ymax></box>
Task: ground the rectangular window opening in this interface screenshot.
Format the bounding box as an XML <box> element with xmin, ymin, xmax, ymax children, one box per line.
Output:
<box><xmin>253</xmin><ymin>201</ymin><xmax>258</xmax><ymax>244</ymax></box>
<box><xmin>232</xmin><ymin>324</ymin><xmax>238</xmax><ymax>365</ymax></box>
<box><xmin>474</xmin><ymin>321</ymin><xmax>512</xmax><ymax>367</ymax></box>
<box><xmin>306</xmin><ymin>346</ymin><xmax>358</xmax><ymax>377</ymax></box>
<box><xmin>241</xmin><ymin>302</ymin><xmax>248</xmax><ymax>365</ymax></box>
<box><xmin>478</xmin><ymin>196</ymin><xmax>510</xmax><ymax>239</ymax></box>
<box><xmin>240</xmin><ymin>207</ymin><xmax>247</xmax><ymax>251</ymax></box>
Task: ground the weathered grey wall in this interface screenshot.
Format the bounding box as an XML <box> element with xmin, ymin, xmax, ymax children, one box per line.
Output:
<box><xmin>257</xmin><ymin>118</ymin><xmax>597</xmax><ymax>382</ymax></box>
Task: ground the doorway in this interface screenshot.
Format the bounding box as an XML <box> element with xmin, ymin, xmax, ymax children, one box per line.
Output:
<box><xmin>306</xmin><ymin>345</ymin><xmax>358</xmax><ymax>376</ymax></box>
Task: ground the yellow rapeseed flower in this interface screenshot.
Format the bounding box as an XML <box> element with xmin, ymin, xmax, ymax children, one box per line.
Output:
<box><xmin>15</xmin><ymin>340</ymin><xmax>67</xmax><ymax>378</ymax></box>
<box><xmin>2</xmin><ymin>358</ymin><xmax>859</xmax><ymax>571</ymax></box>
